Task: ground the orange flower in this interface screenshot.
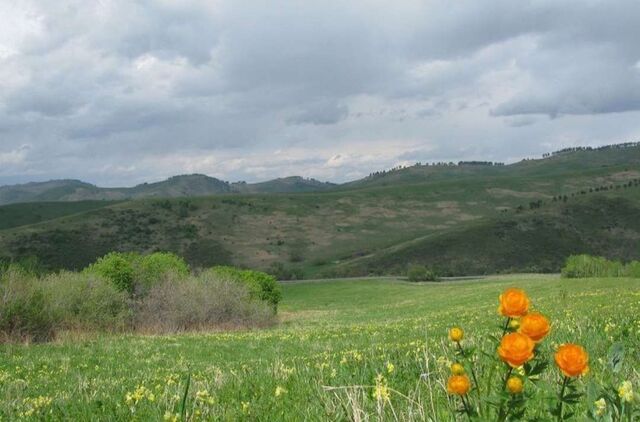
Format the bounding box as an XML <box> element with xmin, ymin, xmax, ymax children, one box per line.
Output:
<box><xmin>498</xmin><ymin>288</ymin><xmax>530</xmax><ymax>317</ymax></box>
<box><xmin>555</xmin><ymin>344</ymin><xmax>589</xmax><ymax>377</ymax></box>
<box><xmin>447</xmin><ymin>375</ymin><xmax>471</xmax><ymax>395</ymax></box>
<box><xmin>498</xmin><ymin>333</ymin><xmax>535</xmax><ymax>367</ymax></box>
<box><xmin>449</xmin><ymin>327</ymin><xmax>464</xmax><ymax>342</ymax></box>
<box><xmin>518</xmin><ymin>312</ymin><xmax>551</xmax><ymax>342</ymax></box>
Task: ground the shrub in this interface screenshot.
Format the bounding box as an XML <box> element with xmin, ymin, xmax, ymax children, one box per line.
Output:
<box><xmin>0</xmin><ymin>269</ymin><xmax>55</xmax><ymax>342</ymax></box>
<box><xmin>562</xmin><ymin>254</ymin><xmax>638</xmax><ymax>278</ymax></box>
<box><xmin>134</xmin><ymin>252</ymin><xmax>189</xmax><ymax>292</ymax></box>
<box><xmin>624</xmin><ymin>260</ymin><xmax>640</xmax><ymax>278</ymax></box>
<box><xmin>206</xmin><ymin>266</ymin><xmax>282</xmax><ymax>309</ymax></box>
<box><xmin>43</xmin><ymin>272</ymin><xmax>131</xmax><ymax>332</ymax></box>
<box><xmin>561</xmin><ymin>255</ymin><xmax>633</xmax><ymax>278</ymax></box>
<box><xmin>135</xmin><ymin>272</ymin><xmax>275</xmax><ymax>333</ymax></box>
<box><xmin>84</xmin><ymin>252</ymin><xmax>137</xmax><ymax>293</ymax></box>
<box><xmin>0</xmin><ymin>269</ymin><xmax>131</xmax><ymax>342</ymax></box>
<box><xmin>407</xmin><ymin>264</ymin><xmax>438</xmax><ymax>282</ymax></box>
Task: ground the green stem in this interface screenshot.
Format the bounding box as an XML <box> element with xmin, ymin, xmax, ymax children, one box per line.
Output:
<box><xmin>557</xmin><ymin>376</ymin><xmax>569</xmax><ymax>421</ymax></box>
<box><xmin>496</xmin><ymin>366</ymin><xmax>514</xmax><ymax>422</ymax></box>
<box><xmin>461</xmin><ymin>394</ymin><xmax>472</xmax><ymax>421</ymax></box>
<box><xmin>501</xmin><ymin>317</ymin><xmax>512</xmax><ymax>337</ymax></box>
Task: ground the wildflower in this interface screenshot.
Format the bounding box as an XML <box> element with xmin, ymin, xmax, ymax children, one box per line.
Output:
<box><xmin>554</xmin><ymin>344</ymin><xmax>589</xmax><ymax>377</ymax></box>
<box><xmin>163</xmin><ymin>411</ymin><xmax>178</xmax><ymax>422</ymax></box>
<box><xmin>618</xmin><ymin>381</ymin><xmax>633</xmax><ymax>403</ymax></box>
<box><xmin>508</xmin><ymin>319</ymin><xmax>520</xmax><ymax>330</ymax></box>
<box><xmin>498</xmin><ymin>288</ymin><xmax>530</xmax><ymax>317</ymax></box>
<box><xmin>373</xmin><ymin>374</ymin><xmax>391</xmax><ymax>401</ymax></box>
<box><xmin>196</xmin><ymin>390</ymin><xmax>214</xmax><ymax>405</ymax></box>
<box><xmin>498</xmin><ymin>333</ymin><xmax>535</xmax><ymax>367</ymax></box>
<box><xmin>449</xmin><ymin>327</ymin><xmax>464</xmax><ymax>342</ymax></box>
<box><xmin>386</xmin><ymin>362</ymin><xmax>395</xmax><ymax>374</ymax></box>
<box><xmin>506</xmin><ymin>376</ymin><xmax>524</xmax><ymax>394</ymax></box>
<box><xmin>274</xmin><ymin>386</ymin><xmax>287</xmax><ymax>397</ymax></box>
<box><xmin>241</xmin><ymin>401</ymin><xmax>250</xmax><ymax>414</ymax></box>
<box><xmin>594</xmin><ymin>398</ymin><xmax>607</xmax><ymax>416</ymax></box>
<box><xmin>518</xmin><ymin>312</ymin><xmax>551</xmax><ymax>342</ymax></box>
<box><xmin>447</xmin><ymin>375</ymin><xmax>471</xmax><ymax>395</ymax></box>
<box><xmin>450</xmin><ymin>363</ymin><xmax>466</xmax><ymax>375</ymax></box>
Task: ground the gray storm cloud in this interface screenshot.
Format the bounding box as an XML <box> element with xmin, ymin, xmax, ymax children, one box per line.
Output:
<box><xmin>0</xmin><ymin>0</ymin><xmax>639</xmax><ymax>186</ymax></box>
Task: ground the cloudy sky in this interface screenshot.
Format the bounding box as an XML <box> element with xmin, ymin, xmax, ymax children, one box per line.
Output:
<box><xmin>1</xmin><ymin>0</ymin><xmax>640</xmax><ymax>187</ymax></box>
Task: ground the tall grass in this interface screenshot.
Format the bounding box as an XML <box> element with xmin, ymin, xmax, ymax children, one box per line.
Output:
<box><xmin>561</xmin><ymin>254</ymin><xmax>640</xmax><ymax>278</ymax></box>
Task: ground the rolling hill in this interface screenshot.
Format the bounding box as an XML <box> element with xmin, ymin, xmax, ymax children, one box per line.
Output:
<box><xmin>1</xmin><ymin>143</ymin><xmax>639</xmax><ymax>276</ymax></box>
<box><xmin>0</xmin><ymin>174</ymin><xmax>336</xmax><ymax>206</ymax></box>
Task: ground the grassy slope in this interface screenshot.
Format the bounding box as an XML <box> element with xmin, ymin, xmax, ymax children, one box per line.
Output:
<box><xmin>0</xmin><ymin>146</ymin><xmax>639</xmax><ymax>274</ymax></box>
<box><xmin>0</xmin><ymin>201</ymin><xmax>117</xmax><ymax>231</ymax></box>
<box><xmin>1</xmin><ymin>275</ymin><xmax>638</xmax><ymax>419</ymax></box>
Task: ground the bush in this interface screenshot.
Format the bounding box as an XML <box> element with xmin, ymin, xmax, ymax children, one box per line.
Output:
<box><xmin>407</xmin><ymin>264</ymin><xmax>438</xmax><ymax>282</ymax></box>
<box><xmin>0</xmin><ymin>269</ymin><xmax>132</xmax><ymax>342</ymax></box>
<box><xmin>206</xmin><ymin>266</ymin><xmax>282</xmax><ymax>309</ymax></box>
<box><xmin>134</xmin><ymin>252</ymin><xmax>189</xmax><ymax>292</ymax></box>
<box><xmin>43</xmin><ymin>272</ymin><xmax>131</xmax><ymax>332</ymax></box>
<box><xmin>84</xmin><ymin>252</ymin><xmax>137</xmax><ymax>293</ymax></box>
<box><xmin>562</xmin><ymin>254</ymin><xmax>638</xmax><ymax>278</ymax></box>
<box><xmin>135</xmin><ymin>272</ymin><xmax>275</xmax><ymax>333</ymax></box>
<box><xmin>0</xmin><ymin>269</ymin><xmax>55</xmax><ymax>342</ymax></box>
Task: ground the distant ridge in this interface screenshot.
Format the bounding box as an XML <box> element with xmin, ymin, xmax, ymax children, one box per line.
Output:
<box><xmin>0</xmin><ymin>174</ymin><xmax>336</xmax><ymax>206</ymax></box>
<box><xmin>1</xmin><ymin>141</ymin><xmax>638</xmax><ymax>206</ymax></box>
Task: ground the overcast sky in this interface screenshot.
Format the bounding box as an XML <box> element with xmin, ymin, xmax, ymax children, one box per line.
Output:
<box><xmin>1</xmin><ymin>0</ymin><xmax>640</xmax><ymax>187</ymax></box>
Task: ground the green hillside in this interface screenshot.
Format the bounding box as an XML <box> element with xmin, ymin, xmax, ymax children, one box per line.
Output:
<box><xmin>1</xmin><ymin>145</ymin><xmax>639</xmax><ymax>275</ymax></box>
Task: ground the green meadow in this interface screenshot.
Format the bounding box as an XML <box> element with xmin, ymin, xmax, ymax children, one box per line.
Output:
<box><xmin>1</xmin><ymin>275</ymin><xmax>638</xmax><ymax>420</ymax></box>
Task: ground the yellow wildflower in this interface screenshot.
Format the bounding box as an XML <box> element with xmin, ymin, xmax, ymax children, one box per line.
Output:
<box><xmin>594</xmin><ymin>398</ymin><xmax>606</xmax><ymax>416</ymax></box>
<box><xmin>618</xmin><ymin>381</ymin><xmax>634</xmax><ymax>403</ymax></box>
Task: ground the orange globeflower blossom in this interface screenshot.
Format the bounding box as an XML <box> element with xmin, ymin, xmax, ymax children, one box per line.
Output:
<box><xmin>555</xmin><ymin>344</ymin><xmax>589</xmax><ymax>377</ymax></box>
<box><xmin>447</xmin><ymin>375</ymin><xmax>471</xmax><ymax>395</ymax></box>
<box><xmin>518</xmin><ymin>312</ymin><xmax>551</xmax><ymax>342</ymax></box>
<box><xmin>498</xmin><ymin>333</ymin><xmax>535</xmax><ymax>367</ymax></box>
<box><xmin>498</xmin><ymin>288</ymin><xmax>530</xmax><ymax>317</ymax></box>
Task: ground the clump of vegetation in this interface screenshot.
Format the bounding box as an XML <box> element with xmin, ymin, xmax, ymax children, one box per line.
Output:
<box><xmin>84</xmin><ymin>252</ymin><xmax>137</xmax><ymax>293</ymax></box>
<box><xmin>135</xmin><ymin>272</ymin><xmax>275</xmax><ymax>333</ymax></box>
<box><xmin>1</xmin><ymin>253</ymin><xmax>278</xmax><ymax>343</ymax></box>
<box><xmin>561</xmin><ymin>254</ymin><xmax>639</xmax><ymax>278</ymax></box>
<box><xmin>134</xmin><ymin>252</ymin><xmax>189</xmax><ymax>293</ymax></box>
<box><xmin>406</xmin><ymin>264</ymin><xmax>438</xmax><ymax>282</ymax></box>
<box><xmin>84</xmin><ymin>251</ymin><xmax>189</xmax><ymax>296</ymax></box>
<box><xmin>206</xmin><ymin>266</ymin><xmax>282</xmax><ymax>310</ymax></box>
<box><xmin>0</xmin><ymin>267</ymin><xmax>130</xmax><ymax>342</ymax></box>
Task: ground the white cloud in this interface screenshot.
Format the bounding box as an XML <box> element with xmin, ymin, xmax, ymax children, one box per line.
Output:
<box><xmin>1</xmin><ymin>0</ymin><xmax>640</xmax><ymax>186</ymax></box>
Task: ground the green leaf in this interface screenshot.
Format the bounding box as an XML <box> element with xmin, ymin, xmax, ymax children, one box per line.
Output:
<box><xmin>607</xmin><ymin>342</ymin><xmax>625</xmax><ymax>373</ymax></box>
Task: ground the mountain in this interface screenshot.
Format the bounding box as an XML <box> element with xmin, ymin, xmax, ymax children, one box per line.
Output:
<box><xmin>1</xmin><ymin>143</ymin><xmax>639</xmax><ymax>276</ymax></box>
<box><xmin>0</xmin><ymin>174</ymin><xmax>336</xmax><ymax>206</ymax></box>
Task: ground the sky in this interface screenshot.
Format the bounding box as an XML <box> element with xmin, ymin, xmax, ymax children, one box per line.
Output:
<box><xmin>1</xmin><ymin>0</ymin><xmax>640</xmax><ymax>187</ymax></box>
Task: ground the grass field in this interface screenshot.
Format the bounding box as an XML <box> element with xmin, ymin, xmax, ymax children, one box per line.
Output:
<box><xmin>1</xmin><ymin>275</ymin><xmax>638</xmax><ymax>420</ymax></box>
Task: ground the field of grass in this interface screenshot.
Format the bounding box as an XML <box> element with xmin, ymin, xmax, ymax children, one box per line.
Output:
<box><xmin>1</xmin><ymin>275</ymin><xmax>638</xmax><ymax>420</ymax></box>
